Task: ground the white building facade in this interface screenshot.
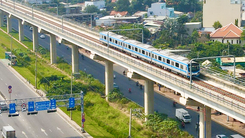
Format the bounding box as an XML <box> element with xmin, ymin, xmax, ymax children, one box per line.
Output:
<box><xmin>85</xmin><ymin>0</ymin><xmax>105</xmax><ymax>10</ymax></box>
<box><xmin>147</xmin><ymin>2</ymin><xmax>174</xmax><ymax>18</ymax></box>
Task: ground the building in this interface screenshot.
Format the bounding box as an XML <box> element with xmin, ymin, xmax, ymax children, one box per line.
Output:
<box><xmin>210</xmin><ymin>23</ymin><xmax>243</xmax><ymax>44</ymax></box>
<box><xmin>203</xmin><ymin>0</ymin><xmax>242</xmax><ymax>27</ymax></box>
<box><xmin>24</xmin><ymin>0</ymin><xmax>50</xmax><ymax>4</ymax></box>
<box><xmin>96</xmin><ymin>16</ymin><xmax>139</xmax><ymax>26</ymax></box>
<box><xmin>147</xmin><ymin>2</ymin><xmax>174</xmax><ymax>18</ymax></box>
<box><xmin>110</xmin><ymin>11</ymin><xmax>128</xmax><ymax>17</ymax></box>
<box><xmin>217</xmin><ymin>57</ymin><xmax>245</xmax><ymax>66</ymax></box>
<box><xmin>84</xmin><ymin>0</ymin><xmax>105</xmax><ymax>10</ymax></box>
<box><xmin>184</xmin><ymin>22</ymin><xmax>202</xmax><ymax>35</ymax></box>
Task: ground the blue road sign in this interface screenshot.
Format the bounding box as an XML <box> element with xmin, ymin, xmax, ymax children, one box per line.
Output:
<box><xmin>9</xmin><ymin>103</ymin><xmax>16</xmax><ymax>114</ymax></box>
<box><xmin>28</xmin><ymin>101</ymin><xmax>35</xmax><ymax>112</ymax></box>
<box><xmin>35</xmin><ymin>101</ymin><xmax>50</xmax><ymax>111</ymax></box>
<box><xmin>69</xmin><ymin>97</ymin><xmax>75</xmax><ymax>108</ymax></box>
<box><xmin>8</xmin><ymin>85</ymin><xmax>12</xmax><ymax>89</ymax></box>
<box><xmin>50</xmin><ymin>99</ymin><xmax>56</xmax><ymax>110</ymax></box>
<box><xmin>82</xmin><ymin>118</ymin><xmax>85</xmax><ymax>122</ymax></box>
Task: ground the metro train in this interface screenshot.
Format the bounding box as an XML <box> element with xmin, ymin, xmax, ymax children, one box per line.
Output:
<box><xmin>99</xmin><ymin>31</ymin><xmax>200</xmax><ymax>77</ymax></box>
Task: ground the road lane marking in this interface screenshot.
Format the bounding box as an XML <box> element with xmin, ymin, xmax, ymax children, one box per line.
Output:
<box><xmin>41</xmin><ymin>128</ymin><xmax>48</xmax><ymax>136</ymax></box>
<box><xmin>57</xmin><ymin>127</ymin><xmax>64</xmax><ymax>134</ymax></box>
<box><xmin>22</xmin><ymin>131</ymin><xmax>28</xmax><ymax>138</ymax></box>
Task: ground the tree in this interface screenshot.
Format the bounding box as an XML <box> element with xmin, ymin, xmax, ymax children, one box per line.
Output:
<box><xmin>235</xmin><ymin>19</ymin><xmax>238</xmax><ymax>26</ymax></box>
<box><xmin>84</xmin><ymin>5</ymin><xmax>100</xmax><ymax>13</ymax></box>
<box><xmin>130</xmin><ymin>0</ymin><xmax>145</xmax><ymax>13</ymax></box>
<box><xmin>213</xmin><ymin>21</ymin><xmax>222</xmax><ymax>29</ymax></box>
<box><xmin>191</xmin><ymin>11</ymin><xmax>202</xmax><ymax>22</ymax></box>
<box><xmin>116</xmin><ymin>0</ymin><xmax>130</xmax><ymax>11</ymax></box>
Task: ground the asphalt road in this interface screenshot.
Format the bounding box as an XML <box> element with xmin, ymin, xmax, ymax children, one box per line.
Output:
<box><xmin>10</xmin><ymin>18</ymin><xmax>240</xmax><ymax>138</ymax></box>
<box><xmin>0</xmin><ymin>60</ymin><xmax>83</xmax><ymax>138</ymax></box>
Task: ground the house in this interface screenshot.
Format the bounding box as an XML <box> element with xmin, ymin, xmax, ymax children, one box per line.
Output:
<box><xmin>203</xmin><ymin>0</ymin><xmax>242</xmax><ymax>27</ymax></box>
<box><xmin>84</xmin><ymin>0</ymin><xmax>105</xmax><ymax>10</ymax></box>
<box><xmin>174</xmin><ymin>11</ymin><xmax>184</xmax><ymax>18</ymax></box>
<box><xmin>96</xmin><ymin>16</ymin><xmax>139</xmax><ymax>26</ymax></box>
<box><xmin>147</xmin><ymin>2</ymin><xmax>174</xmax><ymax>18</ymax></box>
<box><xmin>184</xmin><ymin>22</ymin><xmax>202</xmax><ymax>36</ymax></box>
<box><xmin>132</xmin><ymin>11</ymin><xmax>147</xmax><ymax>21</ymax></box>
<box><xmin>210</xmin><ymin>23</ymin><xmax>243</xmax><ymax>44</ymax></box>
<box><xmin>110</xmin><ymin>11</ymin><xmax>128</xmax><ymax>17</ymax></box>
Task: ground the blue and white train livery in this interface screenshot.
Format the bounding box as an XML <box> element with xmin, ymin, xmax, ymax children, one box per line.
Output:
<box><xmin>99</xmin><ymin>31</ymin><xmax>200</xmax><ymax>77</ymax></box>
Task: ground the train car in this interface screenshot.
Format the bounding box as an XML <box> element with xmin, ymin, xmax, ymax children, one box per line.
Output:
<box><xmin>99</xmin><ymin>31</ymin><xmax>200</xmax><ymax>77</ymax></box>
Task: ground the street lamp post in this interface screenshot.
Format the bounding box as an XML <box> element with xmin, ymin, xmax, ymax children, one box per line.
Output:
<box><xmin>32</xmin><ymin>4</ymin><xmax>34</xmax><ymax>19</ymax></box>
<box><xmin>70</xmin><ymin>72</ymin><xmax>73</xmax><ymax>120</ymax></box>
<box><xmin>35</xmin><ymin>49</ymin><xmax>37</xmax><ymax>89</ymax></box>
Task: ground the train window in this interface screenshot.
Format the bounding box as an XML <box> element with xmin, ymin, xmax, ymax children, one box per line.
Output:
<box><xmin>158</xmin><ymin>56</ymin><xmax>162</xmax><ymax>61</ymax></box>
<box><xmin>139</xmin><ymin>49</ymin><xmax>141</xmax><ymax>53</ymax></box>
<box><xmin>155</xmin><ymin>55</ymin><xmax>157</xmax><ymax>59</ymax></box>
<box><xmin>104</xmin><ymin>36</ymin><xmax>106</xmax><ymax>40</ymax></box>
<box><xmin>132</xmin><ymin>47</ymin><xmax>135</xmax><ymax>50</ymax></box>
<box><xmin>115</xmin><ymin>40</ymin><xmax>117</xmax><ymax>44</ymax></box>
<box><xmin>175</xmin><ymin>63</ymin><xmax>179</xmax><ymax>68</ymax></box>
<box><xmin>146</xmin><ymin>52</ymin><xmax>148</xmax><ymax>56</ymax></box>
<box><xmin>152</xmin><ymin>54</ymin><xmax>154</xmax><ymax>58</ymax></box>
<box><xmin>128</xmin><ymin>45</ymin><xmax>131</xmax><ymax>49</ymax></box>
<box><xmin>142</xmin><ymin>50</ymin><xmax>145</xmax><ymax>54</ymax></box>
<box><xmin>171</xmin><ymin>61</ymin><xmax>174</xmax><ymax>66</ymax></box>
<box><xmin>135</xmin><ymin>47</ymin><xmax>138</xmax><ymax>52</ymax></box>
<box><xmin>110</xmin><ymin>38</ymin><xmax>112</xmax><ymax>42</ymax></box>
<box><xmin>162</xmin><ymin>58</ymin><xmax>165</xmax><ymax>62</ymax></box>
<box><xmin>180</xmin><ymin>65</ymin><xmax>183</xmax><ymax>69</ymax></box>
<box><xmin>167</xmin><ymin>59</ymin><xmax>170</xmax><ymax>64</ymax></box>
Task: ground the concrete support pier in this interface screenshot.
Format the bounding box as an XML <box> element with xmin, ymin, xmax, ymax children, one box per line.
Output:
<box><xmin>144</xmin><ymin>78</ymin><xmax>154</xmax><ymax>120</ymax></box>
<box><xmin>50</xmin><ymin>34</ymin><xmax>57</xmax><ymax>64</ymax></box>
<box><xmin>105</xmin><ymin>60</ymin><xmax>113</xmax><ymax>101</ymax></box>
<box><xmin>0</xmin><ymin>11</ymin><xmax>3</xmax><ymax>27</ymax></box>
<box><xmin>7</xmin><ymin>14</ymin><xmax>12</xmax><ymax>33</ymax></box>
<box><xmin>32</xmin><ymin>26</ymin><xmax>38</xmax><ymax>51</ymax></box>
<box><xmin>71</xmin><ymin>45</ymin><xmax>79</xmax><ymax>74</ymax></box>
<box><xmin>199</xmin><ymin>106</ymin><xmax>211</xmax><ymax>138</ymax></box>
<box><xmin>18</xmin><ymin>19</ymin><xmax>24</xmax><ymax>41</ymax></box>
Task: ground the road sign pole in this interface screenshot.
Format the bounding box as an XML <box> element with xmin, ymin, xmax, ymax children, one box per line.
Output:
<box><xmin>81</xmin><ymin>91</ymin><xmax>85</xmax><ymax>133</ymax></box>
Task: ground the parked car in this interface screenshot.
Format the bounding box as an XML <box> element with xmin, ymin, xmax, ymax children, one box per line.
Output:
<box><xmin>29</xmin><ymin>27</ymin><xmax>33</xmax><ymax>31</ymax></box>
<box><xmin>40</xmin><ymin>34</ymin><xmax>45</xmax><ymax>39</ymax></box>
<box><xmin>216</xmin><ymin>134</ymin><xmax>227</xmax><ymax>138</ymax></box>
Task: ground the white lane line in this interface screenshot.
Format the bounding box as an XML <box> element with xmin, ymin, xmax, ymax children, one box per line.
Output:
<box><xmin>22</xmin><ymin>131</ymin><xmax>28</xmax><ymax>138</ymax></box>
<box><xmin>57</xmin><ymin>127</ymin><xmax>64</xmax><ymax>134</ymax></box>
<box><xmin>41</xmin><ymin>128</ymin><xmax>48</xmax><ymax>136</ymax></box>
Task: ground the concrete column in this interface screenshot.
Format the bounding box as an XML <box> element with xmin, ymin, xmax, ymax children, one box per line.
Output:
<box><xmin>0</xmin><ymin>11</ymin><xmax>3</xmax><ymax>27</ymax></box>
<box><xmin>105</xmin><ymin>60</ymin><xmax>113</xmax><ymax>101</ymax></box>
<box><xmin>7</xmin><ymin>15</ymin><xmax>12</xmax><ymax>33</ymax></box>
<box><xmin>50</xmin><ymin>34</ymin><xmax>57</xmax><ymax>64</ymax></box>
<box><xmin>32</xmin><ymin>26</ymin><xmax>38</xmax><ymax>51</ymax></box>
<box><xmin>199</xmin><ymin>108</ymin><xmax>205</xmax><ymax>138</ymax></box>
<box><xmin>144</xmin><ymin>79</ymin><xmax>154</xmax><ymax>120</ymax></box>
<box><xmin>205</xmin><ymin>106</ymin><xmax>211</xmax><ymax>138</ymax></box>
<box><xmin>18</xmin><ymin>19</ymin><xmax>24</xmax><ymax>41</ymax></box>
<box><xmin>71</xmin><ymin>45</ymin><xmax>79</xmax><ymax>74</ymax></box>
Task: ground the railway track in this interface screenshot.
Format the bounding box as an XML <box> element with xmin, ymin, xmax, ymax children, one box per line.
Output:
<box><xmin>3</xmin><ymin>1</ymin><xmax>245</xmax><ymax>106</ymax></box>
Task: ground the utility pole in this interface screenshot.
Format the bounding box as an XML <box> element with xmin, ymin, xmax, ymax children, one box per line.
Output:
<box><xmin>129</xmin><ymin>108</ymin><xmax>132</xmax><ymax>138</ymax></box>
<box><xmin>35</xmin><ymin>49</ymin><xmax>37</xmax><ymax>89</ymax></box>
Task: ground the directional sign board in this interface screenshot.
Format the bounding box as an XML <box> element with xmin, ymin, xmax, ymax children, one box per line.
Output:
<box><xmin>9</xmin><ymin>103</ymin><xmax>16</xmax><ymax>114</ymax></box>
<box><xmin>69</xmin><ymin>97</ymin><xmax>75</xmax><ymax>108</ymax></box>
<box><xmin>28</xmin><ymin>101</ymin><xmax>35</xmax><ymax>112</ymax></box>
<box><xmin>35</xmin><ymin>101</ymin><xmax>50</xmax><ymax>111</ymax></box>
<box><xmin>49</xmin><ymin>99</ymin><xmax>56</xmax><ymax>110</ymax></box>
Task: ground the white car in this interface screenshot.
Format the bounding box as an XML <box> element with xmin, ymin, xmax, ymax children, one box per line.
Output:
<box><xmin>230</xmin><ymin>134</ymin><xmax>245</xmax><ymax>138</ymax></box>
<box><xmin>216</xmin><ymin>134</ymin><xmax>227</xmax><ymax>138</ymax></box>
<box><xmin>29</xmin><ymin>27</ymin><xmax>33</xmax><ymax>31</ymax></box>
<box><xmin>40</xmin><ymin>34</ymin><xmax>45</xmax><ymax>39</ymax></box>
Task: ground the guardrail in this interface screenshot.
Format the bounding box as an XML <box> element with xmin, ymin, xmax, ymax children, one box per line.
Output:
<box><xmin>1</xmin><ymin>1</ymin><xmax>245</xmax><ymax>117</ymax></box>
